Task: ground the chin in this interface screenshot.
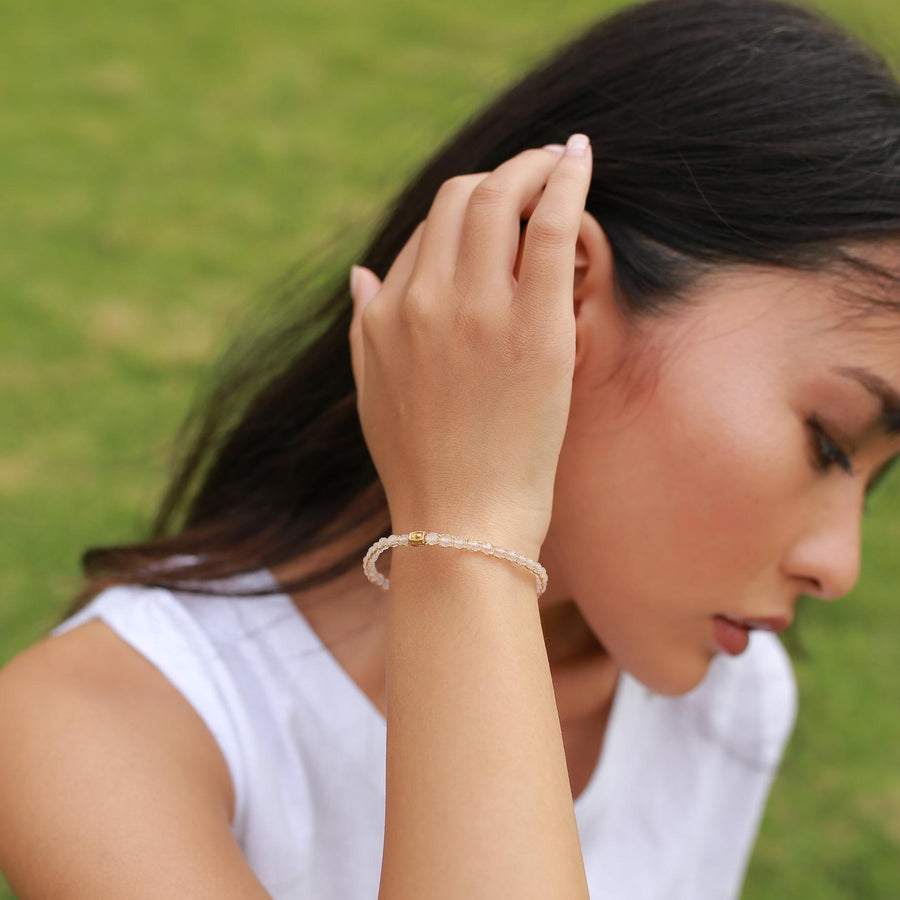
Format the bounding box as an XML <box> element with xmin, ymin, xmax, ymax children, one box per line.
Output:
<box><xmin>624</xmin><ymin>648</ymin><xmax>716</xmax><ymax>698</ymax></box>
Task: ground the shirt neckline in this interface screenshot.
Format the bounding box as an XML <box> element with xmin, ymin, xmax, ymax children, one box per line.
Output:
<box><xmin>258</xmin><ymin>569</ymin><xmax>636</xmax><ymax>815</ymax></box>
<box><xmin>574</xmin><ymin>669</ymin><xmax>638</xmax><ymax>817</ymax></box>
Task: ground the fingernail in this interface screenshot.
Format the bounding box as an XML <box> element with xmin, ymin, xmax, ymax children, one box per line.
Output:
<box><xmin>565</xmin><ymin>133</ymin><xmax>590</xmax><ymax>156</ymax></box>
<box><xmin>350</xmin><ymin>264</ymin><xmax>362</xmax><ymax>298</ymax></box>
<box><xmin>542</xmin><ymin>143</ymin><xmax>566</xmax><ymax>153</ymax></box>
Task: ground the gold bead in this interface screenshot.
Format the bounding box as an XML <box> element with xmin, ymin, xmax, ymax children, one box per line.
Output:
<box><xmin>408</xmin><ymin>530</ymin><xmax>427</xmax><ymax>545</ymax></box>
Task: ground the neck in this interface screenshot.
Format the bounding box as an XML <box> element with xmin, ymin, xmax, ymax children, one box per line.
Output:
<box><xmin>541</xmin><ymin>599</ymin><xmax>619</xmax><ymax>725</ymax></box>
<box><xmin>540</xmin><ymin>598</ymin><xmax>604</xmax><ymax>664</ymax></box>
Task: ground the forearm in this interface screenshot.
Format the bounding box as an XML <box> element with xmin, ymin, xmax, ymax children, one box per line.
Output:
<box><xmin>376</xmin><ymin>536</ymin><xmax>590</xmax><ymax>900</ymax></box>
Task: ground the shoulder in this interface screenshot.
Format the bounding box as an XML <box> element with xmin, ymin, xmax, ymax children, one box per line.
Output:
<box><xmin>0</xmin><ymin>614</ymin><xmax>235</xmax><ymax>816</ymax></box>
<box><xmin>0</xmin><ymin>616</ymin><xmax>270</xmax><ymax>898</ymax></box>
<box><xmin>39</xmin><ymin>574</ymin><xmax>301</xmax><ymax>820</ymax></box>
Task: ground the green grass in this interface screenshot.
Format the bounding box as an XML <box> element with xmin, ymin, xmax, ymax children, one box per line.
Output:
<box><xmin>2</xmin><ymin>0</ymin><xmax>900</xmax><ymax>896</ymax></box>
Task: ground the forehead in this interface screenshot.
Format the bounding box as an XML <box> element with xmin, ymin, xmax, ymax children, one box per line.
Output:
<box><xmin>633</xmin><ymin>259</ymin><xmax>900</xmax><ymax>409</ymax></box>
<box><xmin>666</xmin><ymin>258</ymin><xmax>900</xmax><ymax>346</ymax></box>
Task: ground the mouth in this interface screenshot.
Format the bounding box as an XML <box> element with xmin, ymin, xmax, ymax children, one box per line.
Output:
<box><xmin>715</xmin><ymin>612</ymin><xmax>792</xmax><ymax>633</ymax></box>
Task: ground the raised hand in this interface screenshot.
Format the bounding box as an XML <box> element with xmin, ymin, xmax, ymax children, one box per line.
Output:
<box><xmin>348</xmin><ymin>134</ymin><xmax>593</xmax><ymax>556</ymax></box>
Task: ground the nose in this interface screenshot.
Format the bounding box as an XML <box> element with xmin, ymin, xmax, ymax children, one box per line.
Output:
<box><xmin>780</xmin><ymin>488</ymin><xmax>863</xmax><ymax>601</ymax></box>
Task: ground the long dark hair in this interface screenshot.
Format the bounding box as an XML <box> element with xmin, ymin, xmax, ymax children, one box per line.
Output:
<box><xmin>59</xmin><ymin>0</ymin><xmax>900</xmax><ymax>659</ymax></box>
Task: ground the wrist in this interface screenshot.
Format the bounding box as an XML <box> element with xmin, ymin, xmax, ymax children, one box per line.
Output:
<box><xmin>388</xmin><ymin>505</ymin><xmax>547</xmax><ymax>562</ymax></box>
<box><xmin>365</xmin><ymin>528</ymin><xmax>548</xmax><ymax>597</ymax></box>
<box><xmin>388</xmin><ymin>520</ymin><xmax>545</xmax><ymax>564</ymax></box>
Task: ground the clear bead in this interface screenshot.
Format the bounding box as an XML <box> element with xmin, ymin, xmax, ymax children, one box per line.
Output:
<box><xmin>426</xmin><ymin>532</ymin><xmax>439</xmax><ymax>545</ymax></box>
<box><xmin>439</xmin><ymin>534</ymin><xmax>452</xmax><ymax>547</ymax></box>
<box><xmin>452</xmin><ymin>536</ymin><xmax>465</xmax><ymax>549</ymax></box>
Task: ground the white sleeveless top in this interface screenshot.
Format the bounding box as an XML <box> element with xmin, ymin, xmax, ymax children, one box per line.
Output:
<box><xmin>50</xmin><ymin>565</ymin><xmax>797</xmax><ymax>899</ymax></box>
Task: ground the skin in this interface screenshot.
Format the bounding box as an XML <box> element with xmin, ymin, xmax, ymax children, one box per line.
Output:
<box><xmin>2</xmin><ymin>159</ymin><xmax>899</xmax><ymax>895</ymax></box>
<box><xmin>271</xmin><ymin>219</ymin><xmax>900</xmax><ymax>777</ymax></box>
<box><xmin>545</xmin><ymin>231</ymin><xmax>900</xmax><ymax>699</ymax></box>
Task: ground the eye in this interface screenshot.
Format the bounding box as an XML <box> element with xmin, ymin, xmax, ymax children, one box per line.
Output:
<box><xmin>808</xmin><ymin>415</ymin><xmax>853</xmax><ymax>475</ymax></box>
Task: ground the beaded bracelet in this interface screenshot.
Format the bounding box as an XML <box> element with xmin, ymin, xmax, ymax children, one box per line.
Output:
<box><xmin>363</xmin><ymin>530</ymin><xmax>548</xmax><ymax>597</ymax></box>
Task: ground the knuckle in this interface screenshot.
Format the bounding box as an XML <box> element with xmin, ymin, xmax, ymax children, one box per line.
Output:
<box><xmin>402</xmin><ymin>278</ymin><xmax>431</xmax><ymax>307</ymax></box>
<box><xmin>527</xmin><ymin>211</ymin><xmax>571</xmax><ymax>247</ymax></box>
<box><xmin>468</xmin><ymin>178</ymin><xmax>509</xmax><ymax>208</ymax></box>
<box><xmin>552</xmin><ymin>162</ymin><xmax>585</xmax><ymax>185</ymax></box>
<box><xmin>437</xmin><ymin>174</ymin><xmax>478</xmax><ymax>200</ymax></box>
<box><xmin>398</xmin><ymin>281</ymin><xmax>434</xmax><ymax>327</ymax></box>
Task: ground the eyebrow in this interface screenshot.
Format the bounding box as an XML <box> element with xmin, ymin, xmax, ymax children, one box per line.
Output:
<box><xmin>832</xmin><ymin>366</ymin><xmax>900</xmax><ymax>433</ymax></box>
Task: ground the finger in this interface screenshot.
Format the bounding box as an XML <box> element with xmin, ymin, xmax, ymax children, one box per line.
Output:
<box><xmin>374</xmin><ymin>218</ymin><xmax>427</xmax><ymax>305</ymax></box>
<box><xmin>517</xmin><ymin>147</ymin><xmax>569</xmax><ymax>221</ymax></box>
<box><xmin>348</xmin><ymin>265</ymin><xmax>382</xmax><ymax>402</ymax></box>
<box><xmin>514</xmin><ymin>134</ymin><xmax>592</xmax><ymax>318</ymax></box>
<box><xmin>348</xmin><ymin>221</ymin><xmax>426</xmax><ymax>404</ymax></box>
<box><xmin>520</xmin><ymin>188</ymin><xmax>546</xmax><ymax>223</ymax></box>
<box><xmin>453</xmin><ymin>146</ymin><xmax>571</xmax><ymax>302</ymax></box>
<box><xmin>406</xmin><ymin>172</ymin><xmax>489</xmax><ymax>285</ymax></box>
<box><xmin>352</xmin><ymin>264</ymin><xmax>382</xmax><ymax>311</ymax></box>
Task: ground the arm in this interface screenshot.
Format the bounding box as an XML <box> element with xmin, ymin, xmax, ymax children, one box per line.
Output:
<box><xmin>377</xmin><ymin>539</ymin><xmax>590</xmax><ymax>900</ymax></box>
<box><xmin>349</xmin><ymin>137</ymin><xmax>595</xmax><ymax>900</ymax></box>
<box><xmin>0</xmin><ymin>620</ymin><xmax>274</xmax><ymax>900</ymax></box>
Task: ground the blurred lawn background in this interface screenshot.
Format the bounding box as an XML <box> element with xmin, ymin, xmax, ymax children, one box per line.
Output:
<box><xmin>2</xmin><ymin>0</ymin><xmax>900</xmax><ymax>896</ymax></box>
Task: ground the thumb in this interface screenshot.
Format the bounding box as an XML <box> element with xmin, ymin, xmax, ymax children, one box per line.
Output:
<box><xmin>349</xmin><ymin>264</ymin><xmax>382</xmax><ymax>310</ymax></box>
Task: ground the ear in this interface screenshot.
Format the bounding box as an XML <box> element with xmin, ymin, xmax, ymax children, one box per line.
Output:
<box><xmin>571</xmin><ymin>211</ymin><xmax>624</xmax><ymax>371</ymax></box>
<box><xmin>513</xmin><ymin>211</ymin><xmax>627</xmax><ymax>371</ymax></box>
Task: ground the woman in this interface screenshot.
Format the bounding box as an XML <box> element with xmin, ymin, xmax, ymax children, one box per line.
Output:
<box><xmin>1</xmin><ymin>0</ymin><xmax>899</xmax><ymax>896</ymax></box>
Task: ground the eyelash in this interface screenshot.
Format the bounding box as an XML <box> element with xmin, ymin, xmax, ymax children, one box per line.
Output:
<box><xmin>807</xmin><ymin>416</ymin><xmax>900</xmax><ymax>516</ymax></box>
<box><xmin>808</xmin><ymin>415</ymin><xmax>853</xmax><ymax>475</ymax></box>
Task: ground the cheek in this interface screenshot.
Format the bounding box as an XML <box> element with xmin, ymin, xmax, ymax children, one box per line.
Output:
<box><xmin>552</xmin><ymin>373</ymin><xmax>799</xmax><ymax>604</ymax></box>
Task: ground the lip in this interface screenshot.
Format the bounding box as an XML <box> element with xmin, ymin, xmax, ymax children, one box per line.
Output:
<box><xmin>716</xmin><ymin>613</ymin><xmax>792</xmax><ymax>633</ymax></box>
